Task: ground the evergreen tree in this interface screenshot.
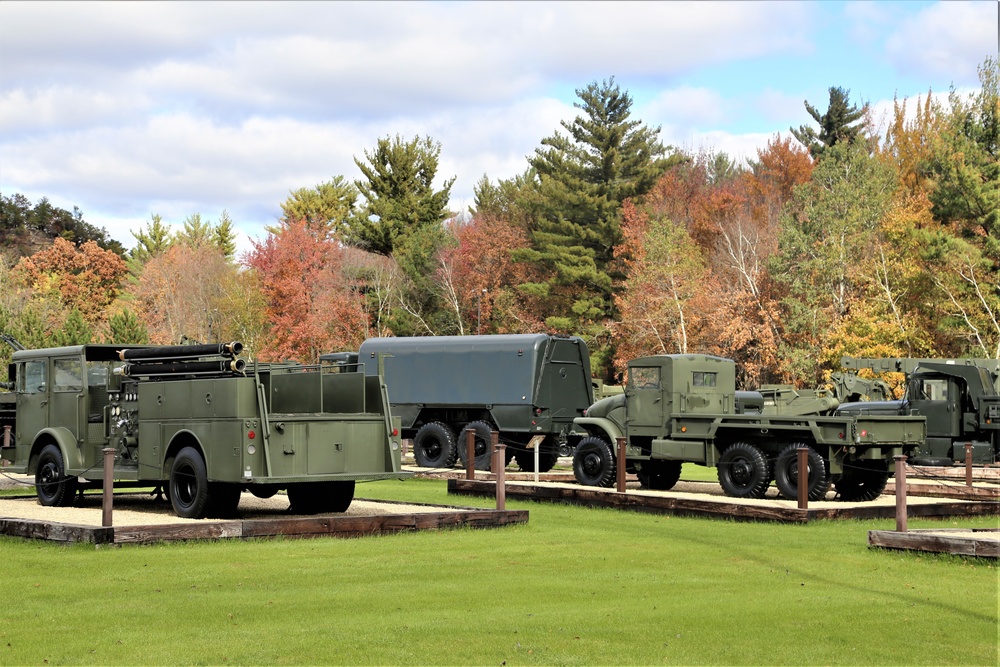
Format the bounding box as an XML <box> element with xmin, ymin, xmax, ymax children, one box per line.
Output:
<box><xmin>128</xmin><ymin>214</ymin><xmax>173</xmax><ymax>266</ymax></box>
<box><xmin>927</xmin><ymin>58</ymin><xmax>1000</xmax><ymax>261</ymax></box>
<box><xmin>519</xmin><ymin>77</ymin><xmax>674</xmax><ymax>329</ymax></box>
<box><xmin>53</xmin><ymin>309</ymin><xmax>93</xmax><ymax>346</ymax></box>
<box><xmin>791</xmin><ymin>87</ymin><xmax>868</xmax><ymax>158</ymax></box>
<box><xmin>347</xmin><ymin>135</ymin><xmax>455</xmax><ymax>256</ymax></box>
<box><xmin>176</xmin><ymin>213</ymin><xmax>214</xmax><ymax>249</ymax></box>
<box><xmin>106</xmin><ymin>309</ymin><xmax>149</xmax><ymax>344</ymax></box>
<box><xmin>277</xmin><ymin>176</ymin><xmax>358</xmax><ymax>238</ymax></box>
<box><xmin>213</xmin><ymin>210</ymin><xmax>238</xmax><ymax>260</ymax></box>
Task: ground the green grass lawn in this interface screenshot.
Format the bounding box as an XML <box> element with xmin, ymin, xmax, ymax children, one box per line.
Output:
<box><xmin>0</xmin><ymin>477</ymin><xmax>996</xmax><ymax>666</ymax></box>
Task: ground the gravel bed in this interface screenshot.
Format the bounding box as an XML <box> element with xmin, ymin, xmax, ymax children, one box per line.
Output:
<box><xmin>0</xmin><ymin>490</ymin><xmax>458</xmax><ymax>528</ymax></box>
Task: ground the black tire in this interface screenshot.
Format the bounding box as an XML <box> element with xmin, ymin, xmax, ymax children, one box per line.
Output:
<box><xmin>717</xmin><ymin>442</ymin><xmax>771</xmax><ymax>498</ymax></box>
<box><xmin>834</xmin><ymin>462</ymin><xmax>890</xmax><ymax>502</ymax></box>
<box><xmin>637</xmin><ymin>460</ymin><xmax>683</xmax><ymax>491</ymax></box>
<box><xmin>457</xmin><ymin>421</ymin><xmax>494</xmax><ymax>471</ymax></box>
<box><xmin>249</xmin><ymin>484</ymin><xmax>280</xmax><ymax>499</ymax></box>
<box><xmin>208</xmin><ymin>482</ymin><xmax>242</xmax><ymax>518</ymax></box>
<box><xmin>287</xmin><ymin>480</ymin><xmax>356</xmax><ymax>514</ymax></box>
<box><xmin>35</xmin><ymin>444</ymin><xmax>78</xmax><ymax>507</ymax></box>
<box><xmin>573</xmin><ymin>436</ymin><xmax>616</xmax><ymax>487</ymax></box>
<box><xmin>413</xmin><ymin>421</ymin><xmax>458</xmax><ymax>468</ymax></box>
<box><xmin>910</xmin><ymin>457</ymin><xmax>953</xmax><ymax>467</ymax></box>
<box><xmin>170</xmin><ymin>446</ymin><xmax>210</xmax><ymax>519</ymax></box>
<box><xmin>774</xmin><ymin>443</ymin><xmax>831</xmax><ymax>501</ymax></box>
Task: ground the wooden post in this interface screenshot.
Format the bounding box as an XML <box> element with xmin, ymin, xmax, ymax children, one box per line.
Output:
<box><xmin>465</xmin><ymin>428</ymin><xmax>475</xmax><ymax>480</ymax></box>
<box><xmin>402</xmin><ymin>438</ymin><xmax>412</xmax><ymax>459</ymax></box>
<box><xmin>2</xmin><ymin>424</ymin><xmax>10</xmax><ymax>448</ymax></box>
<box><xmin>102</xmin><ymin>447</ymin><xmax>115</xmax><ymax>528</ymax></box>
<box><xmin>797</xmin><ymin>446</ymin><xmax>809</xmax><ymax>510</ymax></box>
<box><xmin>616</xmin><ymin>436</ymin><xmax>627</xmax><ymax>493</ymax></box>
<box><xmin>965</xmin><ymin>443</ymin><xmax>974</xmax><ymax>487</ymax></box>
<box><xmin>894</xmin><ymin>454</ymin><xmax>907</xmax><ymax>533</ymax></box>
<box><xmin>493</xmin><ymin>431</ymin><xmax>505</xmax><ymax>511</ymax></box>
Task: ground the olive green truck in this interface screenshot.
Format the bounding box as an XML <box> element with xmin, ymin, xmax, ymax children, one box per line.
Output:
<box><xmin>0</xmin><ymin>342</ymin><xmax>409</xmax><ymax>518</ymax></box>
<box><xmin>572</xmin><ymin>354</ymin><xmax>927</xmax><ymax>502</ymax></box>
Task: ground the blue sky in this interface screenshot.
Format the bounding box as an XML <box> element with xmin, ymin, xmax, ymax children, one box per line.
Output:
<box><xmin>0</xmin><ymin>1</ymin><xmax>996</xmax><ymax>257</ymax></box>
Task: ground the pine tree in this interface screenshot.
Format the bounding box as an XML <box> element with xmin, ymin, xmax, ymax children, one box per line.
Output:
<box><xmin>106</xmin><ymin>309</ymin><xmax>149</xmax><ymax>344</ymax></box>
<box><xmin>277</xmin><ymin>176</ymin><xmax>358</xmax><ymax>238</ymax></box>
<box><xmin>213</xmin><ymin>210</ymin><xmax>238</xmax><ymax>259</ymax></box>
<box><xmin>520</xmin><ymin>77</ymin><xmax>673</xmax><ymax>329</ymax></box>
<box><xmin>791</xmin><ymin>87</ymin><xmax>868</xmax><ymax>158</ymax></box>
<box><xmin>347</xmin><ymin>135</ymin><xmax>454</xmax><ymax>256</ymax></box>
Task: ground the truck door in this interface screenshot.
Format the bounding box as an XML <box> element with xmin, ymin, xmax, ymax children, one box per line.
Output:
<box><xmin>626</xmin><ymin>365</ymin><xmax>665</xmax><ymax>430</ymax></box>
<box><xmin>15</xmin><ymin>359</ymin><xmax>49</xmax><ymax>450</ymax></box>
<box><xmin>910</xmin><ymin>375</ymin><xmax>961</xmax><ymax>438</ymax></box>
<box><xmin>50</xmin><ymin>356</ymin><xmax>85</xmax><ymax>448</ymax></box>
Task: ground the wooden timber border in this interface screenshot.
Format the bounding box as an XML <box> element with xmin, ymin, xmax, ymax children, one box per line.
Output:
<box><xmin>0</xmin><ymin>498</ymin><xmax>528</xmax><ymax>545</ymax></box>
<box><xmin>448</xmin><ymin>479</ymin><xmax>1000</xmax><ymax>524</ymax></box>
<box><xmin>868</xmin><ymin>529</ymin><xmax>999</xmax><ymax>559</ymax></box>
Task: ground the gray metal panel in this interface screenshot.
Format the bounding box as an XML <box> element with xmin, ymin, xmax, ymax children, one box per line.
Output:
<box><xmin>360</xmin><ymin>335</ymin><xmax>549</xmax><ymax>407</ymax></box>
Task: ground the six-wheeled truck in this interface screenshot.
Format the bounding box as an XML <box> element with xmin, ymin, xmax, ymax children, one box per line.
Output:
<box><xmin>571</xmin><ymin>354</ymin><xmax>927</xmax><ymax>502</ymax></box>
<box><xmin>0</xmin><ymin>342</ymin><xmax>410</xmax><ymax>518</ymax></box>
<box><xmin>836</xmin><ymin>358</ymin><xmax>1000</xmax><ymax>466</ymax></box>
<box><xmin>323</xmin><ymin>334</ymin><xmax>594</xmax><ymax>472</ymax></box>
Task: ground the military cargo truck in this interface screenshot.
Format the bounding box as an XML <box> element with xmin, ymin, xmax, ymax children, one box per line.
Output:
<box><xmin>836</xmin><ymin>359</ymin><xmax>1000</xmax><ymax>466</ymax></box>
<box><xmin>325</xmin><ymin>334</ymin><xmax>594</xmax><ymax>472</ymax></box>
<box><xmin>0</xmin><ymin>342</ymin><xmax>409</xmax><ymax>518</ymax></box>
<box><xmin>572</xmin><ymin>354</ymin><xmax>926</xmax><ymax>502</ymax></box>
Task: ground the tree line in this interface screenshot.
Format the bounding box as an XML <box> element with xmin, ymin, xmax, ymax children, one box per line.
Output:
<box><xmin>1</xmin><ymin>60</ymin><xmax>997</xmax><ymax>389</ymax></box>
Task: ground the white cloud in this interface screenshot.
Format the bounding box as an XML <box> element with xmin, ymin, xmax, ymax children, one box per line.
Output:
<box><xmin>640</xmin><ymin>87</ymin><xmax>729</xmax><ymax>130</ymax></box>
<box><xmin>885</xmin><ymin>1</ymin><xmax>997</xmax><ymax>82</ymax></box>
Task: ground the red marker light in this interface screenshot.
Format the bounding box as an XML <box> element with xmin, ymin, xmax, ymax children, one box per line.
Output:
<box><xmin>392</xmin><ymin>428</ymin><xmax>399</xmax><ymax>436</ymax></box>
<box><xmin>860</xmin><ymin>430</ymin><xmax>868</xmax><ymax>437</ymax></box>
<box><xmin>248</xmin><ymin>431</ymin><xmax>256</xmax><ymax>439</ymax></box>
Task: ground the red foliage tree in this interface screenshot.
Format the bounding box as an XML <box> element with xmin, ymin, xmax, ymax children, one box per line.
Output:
<box><xmin>244</xmin><ymin>219</ymin><xmax>369</xmax><ymax>362</ymax></box>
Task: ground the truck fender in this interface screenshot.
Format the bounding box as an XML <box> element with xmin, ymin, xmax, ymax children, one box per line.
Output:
<box><xmin>164</xmin><ymin>429</ymin><xmax>206</xmax><ymax>470</ymax></box>
<box><xmin>28</xmin><ymin>427</ymin><xmax>80</xmax><ymax>472</ymax></box>
<box><xmin>573</xmin><ymin>417</ymin><xmax>623</xmax><ymax>444</ymax></box>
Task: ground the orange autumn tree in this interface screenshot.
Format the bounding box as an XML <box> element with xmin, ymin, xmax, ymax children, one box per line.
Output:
<box><xmin>435</xmin><ymin>214</ymin><xmax>545</xmax><ymax>335</ymax></box>
<box><xmin>130</xmin><ymin>243</ymin><xmax>235</xmax><ymax>345</ymax></box>
<box><xmin>245</xmin><ymin>218</ymin><xmax>368</xmax><ymax>363</ymax></box>
<box><xmin>13</xmin><ymin>237</ymin><xmax>127</xmax><ymax>335</ymax></box>
<box><xmin>613</xmin><ymin>199</ymin><xmax>709</xmax><ymax>370</ymax></box>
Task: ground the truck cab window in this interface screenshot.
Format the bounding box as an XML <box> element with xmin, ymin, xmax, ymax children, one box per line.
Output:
<box><xmin>629</xmin><ymin>367</ymin><xmax>660</xmax><ymax>390</ymax></box>
<box><xmin>693</xmin><ymin>371</ymin><xmax>716</xmax><ymax>388</ymax></box>
<box><xmin>20</xmin><ymin>360</ymin><xmax>47</xmax><ymax>393</ymax></box>
<box><xmin>53</xmin><ymin>358</ymin><xmax>84</xmax><ymax>392</ymax></box>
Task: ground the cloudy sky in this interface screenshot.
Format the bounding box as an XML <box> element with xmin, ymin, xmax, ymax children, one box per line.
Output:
<box><xmin>1</xmin><ymin>1</ymin><xmax>996</xmax><ymax>257</ymax></box>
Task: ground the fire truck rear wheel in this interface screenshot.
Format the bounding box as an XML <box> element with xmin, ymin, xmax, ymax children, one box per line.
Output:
<box><xmin>170</xmin><ymin>447</ymin><xmax>210</xmax><ymax>519</ymax></box>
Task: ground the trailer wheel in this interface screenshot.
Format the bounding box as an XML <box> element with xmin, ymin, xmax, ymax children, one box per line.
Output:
<box><xmin>288</xmin><ymin>480</ymin><xmax>356</xmax><ymax>514</ymax></box>
<box><xmin>774</xmin><ymin>444</ymin><xmax>831</xmax><ymax>501</ymax></box>
<box><xmin>170</xmin><ymin>447</ymin><xmax>210</xmax><ymax>519</ymax></box>
<box><xmin>834</xmin><ymin>462</ymin><xmax>889</xmax><ymax>502</ymax></box>
<box><xmin>573</xmin><ymin>436</ymin><xmax>616</xmax><ymax>487</ymax></box>
<box><xmin>35</xmin><ymin>444</ymin><xmax>78</xmax><ymax>507</ymax></box>
<box><xmin>717</xmin><ymin>442</ymin><xmax>770</xmax><ymax>498</ymax></box>
<box><xmin>413</xmin><ymin>422</ymin><xmax>458</xmax><ymax>468</ymax></box>
<box><xmin>637</xmin><ymin>460</ymin><xmax>682</xmax><ymax>491</ymax></box>
<box><xmin>457</xmin><ymin>421</ymin><xmax>494</xmax><ymax>471</ymax></box>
